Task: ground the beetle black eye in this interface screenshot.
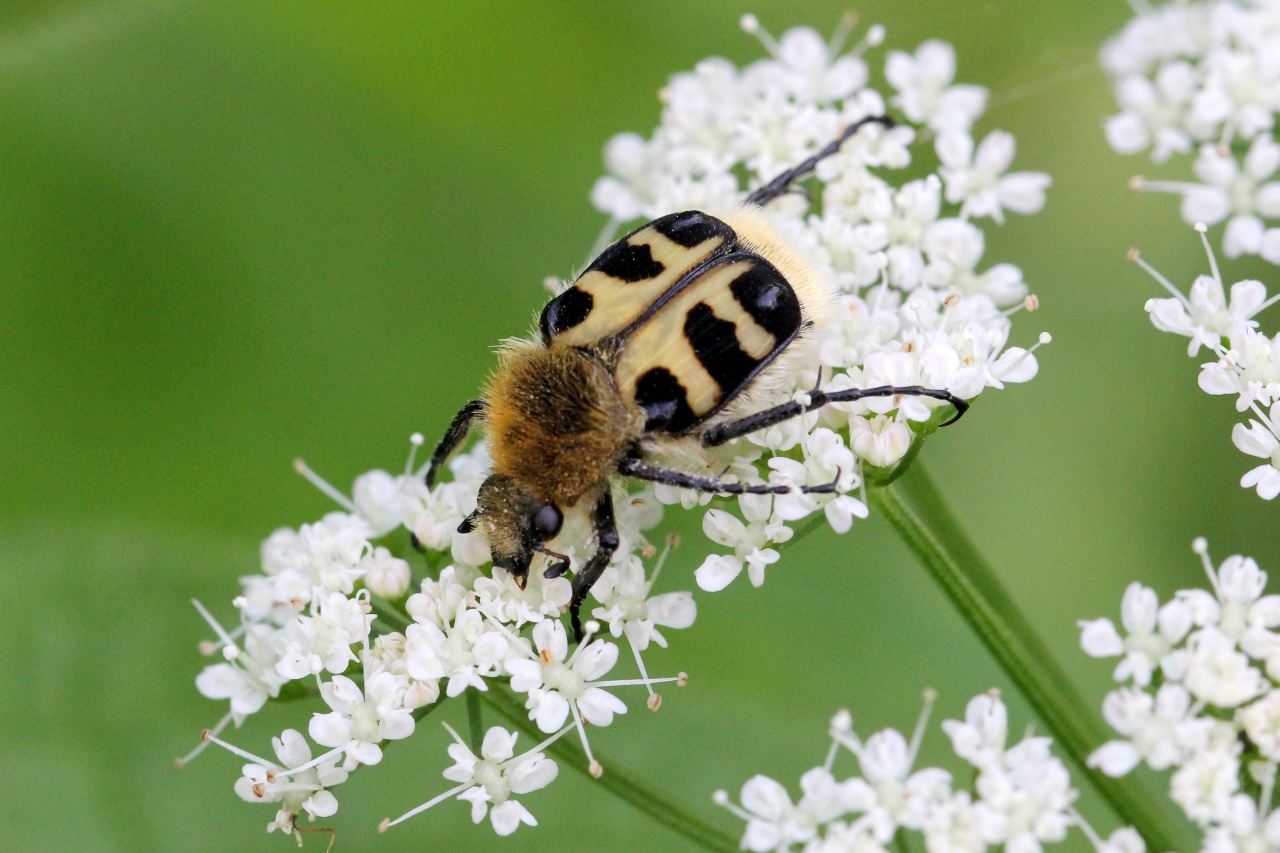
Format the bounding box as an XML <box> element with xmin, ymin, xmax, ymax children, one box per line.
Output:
<box><xmin>532</xmin><ymin>504</ymin><xmax>563</xmax><ymax>538</ymax></box>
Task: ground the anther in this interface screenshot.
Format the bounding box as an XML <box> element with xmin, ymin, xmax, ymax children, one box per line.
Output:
<box><xmin>986</xmin><ymin>687</ymin><xmax>1002</xmax><ymax>699</ymax></box>
<box><xmin>589</xmin><ymin>760</ymin><xmax>604</xmax><ymax>779</ymax></box>
<box><xmin>677</xmin><ymin>672</ymin><xmax>689</xmax><ymax>687</ymax></box>
<box><xmin>1023</xmin><ymin>295</ymin><xmax>1040</xmax><ymax>312</ymax></box>
<box><xmin>540</xmin><ymin>649</ymin><xmax>553</xmax><ymax>664</ymax></box>
<box><xmin>252</xmin><ymin>783</ymin><xmax>265</xmax><ymax>798</ymax></box>
<box><xmin>198</xmin><ymin>640</ymin><xmax>217</xmax><ymax>656</ymax></box>
<box><xmin>866</xmin><ymin>24</ymin><xmax>885</xmax><ymax>46</ymax></box>
<box><xmin>739</xmin><ymin>13</ymin><xmax>781</xmax><ymax>56</ymax></box>
<box><xmin>378</xmin><ymin>818</ymin><xmax>391</xmax><ymax>834</ymax></box>
<box><xmin>830</xmin><ymin>709</ymin><xmax>853</xmax><ymax>733</ymax></box>
<box><xmin>1127</xmin><ymin>247</ymin><xmax>1140</xmax><ymax>262</ymax></box>
<box><xmin>647</xmin><ymin>694</ymin><xmax>663</xmax><ymax>711</ymax></box>
<box><xmin>922</xmin><ymin>687</ymin><xmax>938</xmax><ymax>701</ymax></box>
<box><xmin>641</xmin><ymin>544</ymin><xmax>657</xmax><ymax>559</ymax></box>
<box><xmin>712</xmin><ymin>789</ymin><xmax>731</xmax><ymax>806</ymax></box>
<box><xmin>1192</xmin><ymin>536</ymin><xmax>1209</xmax><ymax>555</ymax></box>
<box><xmin>405</xmin><ymin>433</ymin><xmax>425</xmax><ymax>475</ymax></box>
<box><xmin>1195</xmin><ymin>222</ymin><xmax>1208</xmax><ymax>233</ymax></box>
<box><xmin>666</xmin><ymin>532</ymin><xmax>681</xmax><ymax>548</ymax></box>
<box><xmin>200</xmin><ymin>729</ymin><xmax>211</xmax><ymax>742</ymax></box>
<box><xmin>943</xmin><ymin>292</ymin><xmax>961</xmax><ymax>308</ymax></box>
<box><xmin>1128</xmin><ymin>176</ymin><xmax>1145</xmax><ymax>192</ymax></box>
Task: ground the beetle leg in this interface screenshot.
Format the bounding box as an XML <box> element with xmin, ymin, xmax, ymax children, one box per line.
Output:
<box><xmin>702</xmin><ymin>385</ymin><xmax>969</xmax><ymax>448</ymax></box>
<box><xmin>425</xmin><ymin>399</ymin><xmax>486</xmax><ymax>487</ymax></box>
<box><xmin>569</xmin><ymin>491</ymin><xmax>618</xmax><ymax>642</ymax></box>
<box><xmin>617</xmin><ymin>457</ymin><xmax>841</xmax><ymax>496</ymax></box>
<box><xmin>534</xmin><ymin>543</ymin><xmax>572</xmax><ymax>579</ymax></box>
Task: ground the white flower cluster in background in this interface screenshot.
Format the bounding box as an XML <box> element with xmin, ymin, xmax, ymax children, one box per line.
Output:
<box><xmin>1103</xmin><ymin>0</ymin><xmax>1280</xmax><ymax>260</ymax></box>
<box><xmin>589</xmin><ymin>16</ymin><xmax>1050</xmax><ymax>592</ymax></box>
<box><xmin>1133</xmin><ymin>229</ymin><xmax>1280</xmax><ymax>498</ymax></box>
<box><xmin>714</xmin><ymin>691</ymin><xmax>1137</xmax><ymax>853</ymax></box>
<box><xmin>1105</xmin><ymin>2</ymin><xmax>1280</xmax><ymax>500</ymax></box>
<box><xmin>1080</xmin><ymin>537</ymin><xmax>1280</xmax><ymax>849</ymax></box>
<box><xmin>187</xmin><ymin>437</ymin><xmax>692</xmax><ymax>840</ymax></box>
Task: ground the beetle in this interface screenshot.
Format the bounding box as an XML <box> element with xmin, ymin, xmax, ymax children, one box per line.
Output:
<box><xmin>426</xmin><ymin>116</ymin><xmax>968</xmax><ymax>636</ymax></box>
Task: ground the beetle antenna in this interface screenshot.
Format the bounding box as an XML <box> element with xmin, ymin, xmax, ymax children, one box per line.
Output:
<box><xmin>745</xmin><ymin>114</ymin><xmax>895</xmax><ymax>207</ymax></box>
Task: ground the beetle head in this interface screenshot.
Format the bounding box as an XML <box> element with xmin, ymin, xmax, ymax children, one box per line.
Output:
<box><xmin>461</xmin><ymin>473</ymin><xmax>564</xmax><ymax>586</ymax></box>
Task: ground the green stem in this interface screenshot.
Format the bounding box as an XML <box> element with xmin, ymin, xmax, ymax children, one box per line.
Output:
<box><xmin>869</xmin><ymin>465</ymin><xmax>1186</xmax><ymax>853</ymax></box>
<box><xmin>478</xmin><ymin>688</ymin><xmax>739</xmax><ymax>853</ymax></box>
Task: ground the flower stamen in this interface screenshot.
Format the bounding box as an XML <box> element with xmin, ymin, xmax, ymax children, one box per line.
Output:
<box><xmin>292</xmin><ymin>458</ymin><xmax>358</xmax><ymax>513</ymax></box>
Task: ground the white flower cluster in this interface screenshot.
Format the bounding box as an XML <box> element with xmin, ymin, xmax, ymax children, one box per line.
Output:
<box><xmin>589</xmin><ymin>16</ymin><xmax>1049</xmax><ymax>592</ymax></box>
<box><xmin>1103</xmin><ymin>1</ymin><xmax>1280</xmax><ymax>260</ymax></box>
<box><xmin>1134</xmin><ymin>229</ymin><xmax>1280</xmax><ymax>498</ymax></box>
<box><xmin>1080</xmin><ymin>537</ymin><xmax>1280</xmax><ymax>850</ymax></box>
<box><xmin>187</xmin><ymin>16</ymin><xmax>1049</xmax><ymax>843</ymax></box>
<box><xmin>186</xmin><ymin>436</ymin><xmax>692</xmax><ymax>839</ymax></box>
<box><xmin>715</xmin><ymin>691</ymin><xmax>1136</xmax><ymax>853</ymax></box>
<box><xmin>1105</xmin><ymin>3</ymin><xmax>1280</xmax><ymax>499</ymax></box>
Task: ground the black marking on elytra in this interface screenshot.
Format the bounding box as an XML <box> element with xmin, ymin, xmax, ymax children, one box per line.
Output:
<box><xmin>651</xmin><ymin>210</ymin><xmax>735</xmax><ymax>249</ymax></box>
<box><xmin>588</xmin><ymin>241</ymin><xmax>665</xmax><ymax>283</ymax></box>
<box><xmin>729</xmin><ymin>261</ymin><xmax>802</xmax><ymax>339</ymax></box>
<box><xmin>634</xmin><ymin>367</ymin><xmax>699</xmax><ymax>433</ymax></box>
<box><xmin>684</xmin><ymin>302</ymin><xmax>761</xmax><ymax>397</ymax></box>
<box><xmin>540</xmin><ymin>286</ymin><xmax>594</xmax><ymax>343</ymax></box>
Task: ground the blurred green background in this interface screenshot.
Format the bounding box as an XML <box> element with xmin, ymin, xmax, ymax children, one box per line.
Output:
<box><xmin>2</xmin><ymin>1</ymin><xmax>1273</xmax><ymax>850</ymax></box>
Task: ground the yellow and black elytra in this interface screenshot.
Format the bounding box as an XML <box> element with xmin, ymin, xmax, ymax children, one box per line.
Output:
<box><xmin>426</xmin><ymin>115</ymin><xmax>970</xmax><ymax>637</ymax></box>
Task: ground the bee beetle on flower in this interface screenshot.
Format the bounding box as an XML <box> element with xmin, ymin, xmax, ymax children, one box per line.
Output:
<box><xmin>185</xmin><ymin>15</ymin><xmax>1053</xmax><ymax>842</ymax></box>
<box><xmin>426</xmin><ymin>117</ymin><xmax>971</xmax><ymax>638</ymax></box>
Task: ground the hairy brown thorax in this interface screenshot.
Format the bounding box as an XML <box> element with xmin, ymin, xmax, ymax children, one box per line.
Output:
<box><xmin>482</xmin><ymin>345</ymin><xmax>644</xmax><ymax>508</ymax></box>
